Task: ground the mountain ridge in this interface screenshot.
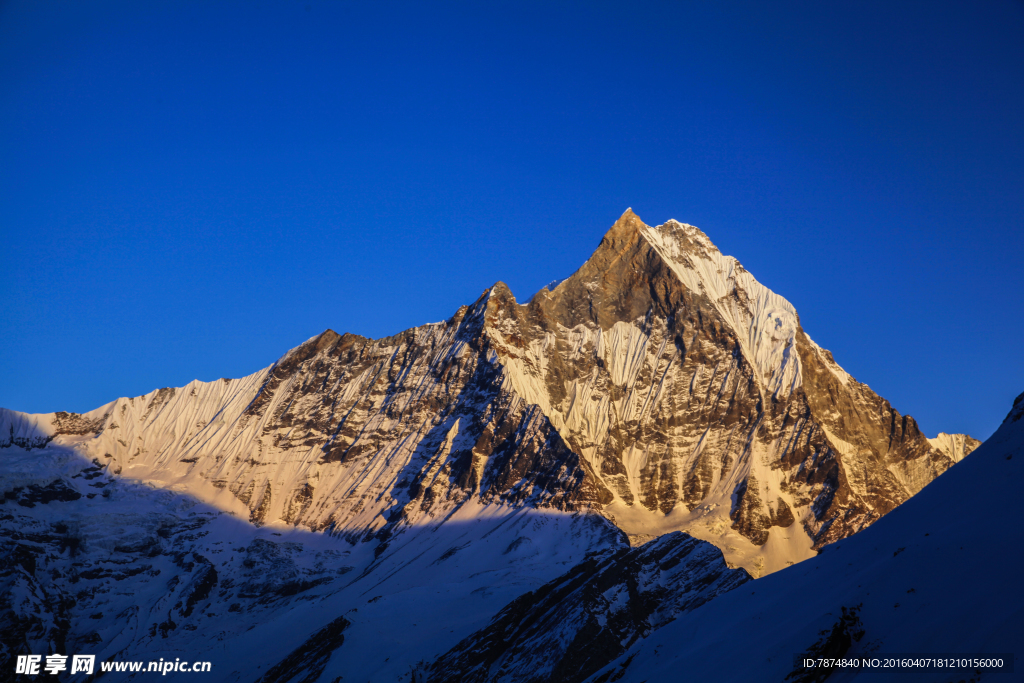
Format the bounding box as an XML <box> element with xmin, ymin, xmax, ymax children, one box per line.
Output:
<box><xmin>0</xmin><ymin>209</ymin><xmax>978</xmax><ymax>577</ymax></box>
<box><xmin>472</xmin><ymin>209</ymin><xmax>980</xmax><ymax>570</ymax></box>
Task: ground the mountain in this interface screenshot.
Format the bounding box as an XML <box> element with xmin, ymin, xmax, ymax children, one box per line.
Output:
<box><xmin>482</xmin><ymin>209</ymin><xmax>986</xmax><ymax>573</ymax></box>
<box><xmin>583</xmin><ymin>391</ymin><xmax>1024</xmax><ymax>683</ymax></box>
<box><xmin>0</xmin><ymin>210</ymin><xmax>981</xmax><ymax>680</ymax></box>
<box><xmin>1</xmin><ymin>209</ymin><xmax>977</xmax><ymax>575</ymax></box>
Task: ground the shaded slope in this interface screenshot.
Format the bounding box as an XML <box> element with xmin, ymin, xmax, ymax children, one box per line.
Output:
<box><xmin>426</xmin><ymin>532</ymin><xmax>749</xmax><ymax>683</ymax></box>
<box><xmin>0</xmin><ymin>442</ymin><xmax>622</xmax><ymax>683</ymax></box>
<box><xmin>586</xmin><ymin>391</ymin><xmax>1024</xmax><ymax>683</ymax></box>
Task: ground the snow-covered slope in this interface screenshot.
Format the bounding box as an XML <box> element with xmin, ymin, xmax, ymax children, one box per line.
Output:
<box><xmin>585</xmin><ymin>391</ymin><xmax>1024</xmax><ymax>683</ymax></box>
<box><xmin>639</xmin><ymin>219</ymin><xmax>803</xmax><ymax>399</ymax></box>
<box><xmin>0</xmin><ymin>441</ymin><xmax>622</xmax><ymax>682</ymax></box>
<box><xmin>927</xmin><ymin>432</ymin><xmax>981</xmax><ymax>463</ymax></box>
<box><xmin>0</xmin><ymin>407</ymin><xmax>110</xmax><ymax>450</ymax></box>
<box><xmin>4</xmin><ymin>296</ymin><xmax>604</xmax><ymax>539</ymax></box>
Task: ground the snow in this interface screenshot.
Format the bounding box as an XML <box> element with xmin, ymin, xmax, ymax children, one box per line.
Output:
<box><xmin>604</xmin><ymin>495</ymin><xmax>817</xmax><ymax>577</ymax></box>
<box><xmin>641</xmin><ymin>220</ymin><xmax>803</xmax><ymax>399</ymax></box>
<box><xmin>927</xmin><ymin>432</ymin><xmax>977</xmax><ymax>463</ymax></box>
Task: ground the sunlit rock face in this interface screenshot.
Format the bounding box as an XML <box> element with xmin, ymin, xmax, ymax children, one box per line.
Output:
<box><xmin>582</xmin><ymin>391</ymin><xmax>1024</xmax><ymax>683</ymax></box>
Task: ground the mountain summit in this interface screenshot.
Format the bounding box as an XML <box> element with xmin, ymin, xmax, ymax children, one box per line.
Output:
<box><xmin>483</xmin><ymin>208</ymin><xmax>978</xmax><ymax>570</ymax></box>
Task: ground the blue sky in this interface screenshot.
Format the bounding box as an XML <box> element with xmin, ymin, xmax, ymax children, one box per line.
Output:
<box><xmin>1</xmin><ymin>1</ymin><xmax>1022</xmax><ymax>439</ymax></box>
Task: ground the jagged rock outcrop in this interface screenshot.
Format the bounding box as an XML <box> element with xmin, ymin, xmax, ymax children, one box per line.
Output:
<box><xmin>425</xmin><ymin>532</ymin><xmax>749</xmax><ymax>683</ymax></box>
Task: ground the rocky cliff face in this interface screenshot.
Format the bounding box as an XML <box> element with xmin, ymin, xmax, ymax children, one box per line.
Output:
<box><xmin>3</xmin><ymin>294</ymin><xmax>604</xmax><ymax>546</ymax></box>
<box><xmin>0</xmin><ymin>210</ymin><xmax>978</xmax><ymax>577</ymax></box>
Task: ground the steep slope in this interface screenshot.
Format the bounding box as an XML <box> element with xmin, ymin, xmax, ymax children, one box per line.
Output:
<box><xmin>0</xmin><ymin>209</ymin><xmax>977</xmax><ymax>580</ymax></box>
<box><xmin>927</xmin><ymin>432</ymin><xmax>981</xmax><ymax>463</ymax></box>
<box><xmin>586</xmin><ymin>391</ymin><xmax>1024</xmax><ymax>683</ymax></box>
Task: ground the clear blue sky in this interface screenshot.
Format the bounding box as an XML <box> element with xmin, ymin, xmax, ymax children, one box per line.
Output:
<box><xmin>1</xmin><ymin>1</ymin><xmax>1022</xmax><ymax>439</ymax></box>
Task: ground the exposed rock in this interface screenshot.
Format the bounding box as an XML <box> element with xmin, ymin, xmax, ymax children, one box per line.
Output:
<box><xmin>426</xmin><ymin>532</ymin><xmax>749</xmax><ymax>683</ymax></box>
<box><xmin>256</xmin><ymin>615</ymin><xmax>350</xmax><ymax>683</ymax></box>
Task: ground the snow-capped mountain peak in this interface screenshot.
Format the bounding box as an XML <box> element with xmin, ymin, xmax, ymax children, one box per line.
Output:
<box><xmin>0</xmin><ymin>209</ymin><xmax>988</xmax><ymax>683</ymax></box>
